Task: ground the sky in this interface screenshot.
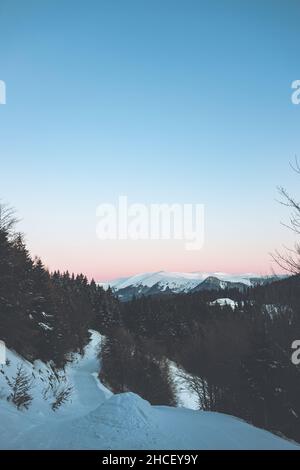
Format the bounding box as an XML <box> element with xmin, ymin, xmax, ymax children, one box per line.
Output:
<box><xmin>0</xmin><ymin>0</ymin><xmax>300</xmax><ymax>280</ymax></box>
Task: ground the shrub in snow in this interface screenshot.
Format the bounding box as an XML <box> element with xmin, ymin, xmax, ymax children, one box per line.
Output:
<box><xmin>41</xmin><ymin>368</ymin><xmax>73</xmax><ymax>411</ymax></box>
<box><xmin>6</xmin><ymin>364</ymin><xmax>33</xmax><ymax>410</ymax></box>
<box><xmin>51</xmin><ymin>384</ymin><xmax>73</xmax><ymax>411</ymax></box>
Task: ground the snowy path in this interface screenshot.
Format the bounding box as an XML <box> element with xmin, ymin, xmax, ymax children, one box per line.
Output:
<box><xmin>65</xmin><ymin>333</ymin><xmax>112</xmax><ymax>419</ymax></box>
<box><xmin>0</xmin><ymin>331</ymin><xmax>299</xmax><ymax>450</ymax></box>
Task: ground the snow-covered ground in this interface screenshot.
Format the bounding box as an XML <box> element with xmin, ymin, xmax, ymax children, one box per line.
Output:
<box><xmin>0</xmin><ymin>331</ymin><xmax>298</xmax><ymax>450</ymax></box>
<box><xmin>210</xmin><ymin>298</ymin><xmax>238</xmax><ymax>309</ymax></box>
<box><xmin>169</xmin><ymin>361</ymin><xmax>199</xmax><ymax>410</ymax></box>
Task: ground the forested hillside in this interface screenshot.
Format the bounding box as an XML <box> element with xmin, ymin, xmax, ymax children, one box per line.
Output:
<box><xmin>0</xmin><ymin>205</ymin><xmax>120</xmax><ymax>367</ymax></box>
<box><xmin>100</xmin><ymin>279</ymin><xmax>300</xmax><ymax>442</ymax></box>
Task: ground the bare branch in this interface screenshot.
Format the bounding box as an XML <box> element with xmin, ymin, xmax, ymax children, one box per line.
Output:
<box><xmin>0</xmin><ymin>202</ymin><xmax>19</xmax><ymax>233</ymax></box>
<box><xmin>273</xmin><ymin>162</ymin><xmax>300</xmax><ymax>274</ymax></box>
<box><xmin>289</xmin><ymin>155</ymin><xmax>300</xmax><ymax>175</ymax></box>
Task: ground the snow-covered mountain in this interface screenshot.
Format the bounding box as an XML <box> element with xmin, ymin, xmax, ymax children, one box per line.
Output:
<box><xmin>0</xmin><ymin>332</ymin><xmax>298</xmax><ymax>450</ymax></box>
<box><xmin>99</xmin><ymin>271</ymin><xmax>287</xmax><ymax>301</ymax></box>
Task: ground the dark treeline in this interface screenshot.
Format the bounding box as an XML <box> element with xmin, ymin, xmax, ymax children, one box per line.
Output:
<box><xmin>249</xmin><ymin>274</ymin><xmax>300</xmax><ymax>308</ymax></box>
<box><xmin>100</xmin><ymin>328</ymin><xmax>176</xmax><ymax>406</ymax></box>
<box><xmin>0</xmin><ymin>205</ymin><xmax>120</xmax><ymax>367</ymax></box>
<box><xmin>100</xmin><ymin>280</ymin><xmax>300</xmax><ymax>442</ymax></box>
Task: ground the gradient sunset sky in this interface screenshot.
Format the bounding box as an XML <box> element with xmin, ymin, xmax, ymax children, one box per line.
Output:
<box><xmin>0</xmin><ymin>0</ymin><xmax>299</xmax><ymax>280</ymax></box>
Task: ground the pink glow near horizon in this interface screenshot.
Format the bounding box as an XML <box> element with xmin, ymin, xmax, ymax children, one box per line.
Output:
<box><xmin>36</xmin><ymin>240</ymin><xmax>283</xmax><ymax>282</ymax></box>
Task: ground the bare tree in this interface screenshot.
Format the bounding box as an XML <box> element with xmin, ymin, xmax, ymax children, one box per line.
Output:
<box><xmin>273</xmin><ymin>158</ymin><xmax>300</xmax><ymax>274</ymax></box>
<box><xmin>176</xmin><ymin>369</ymin><xmax>212</xmax><ymax>410</ymax></box>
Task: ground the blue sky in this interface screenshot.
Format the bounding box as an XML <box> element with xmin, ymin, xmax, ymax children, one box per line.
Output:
<box><xmin>0</xmin><ymin>0</ymin><xmax>299</xmax><ymax>279</ymax></box>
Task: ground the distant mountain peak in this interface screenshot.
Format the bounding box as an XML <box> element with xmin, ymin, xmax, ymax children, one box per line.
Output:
<box><xmin>98</xmin><ymin>271</ymin><xmax>288</xmax><ymax>301</ymax></box>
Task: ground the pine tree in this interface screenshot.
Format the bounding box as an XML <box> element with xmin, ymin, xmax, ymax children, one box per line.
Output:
<box><xmin>6</xmin><ymin>364</ymin><xmax>33</xmax><ymax>410</ymax></box>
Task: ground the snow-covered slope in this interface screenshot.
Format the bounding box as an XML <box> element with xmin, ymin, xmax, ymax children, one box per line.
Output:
<box><xmin>8</xmin><ymin>392</ymin><xmax>298</xmax><ymax>450</ymax></box>
<box><xmin>101</xmin><ymin>272</ymin><xmax>208</xmax><ymax>291</ymax></box>
<box><xmin>0</xmin><ymin>332</ymin><xmax>298</xmax><ymax>450</ymax></box>
<box><xmin>99</xmin><ymin>271</ymin><xmax>286</xmax><ymax>301</ymax></box>
<box><xmin>100</xmin><ymin>271</ymin><xmax>256</xmax><ymax>290</ymax></box>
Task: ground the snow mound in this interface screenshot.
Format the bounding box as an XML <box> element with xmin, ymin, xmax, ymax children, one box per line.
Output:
<box><xmin>210</xmin><ymin>298</ymin><xmax>237</xmax><ymax>309</ymax></box>
<box><xmin>93</xmin><ymin>392</ymin><xmax>153</xmax><ymax>428</ymax></box>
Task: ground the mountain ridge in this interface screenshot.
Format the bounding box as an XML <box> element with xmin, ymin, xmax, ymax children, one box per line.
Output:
<box><xmin>98</xmin><ymin>271</ymin><xmax>288</xmax><ymax>301</ymax></box>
